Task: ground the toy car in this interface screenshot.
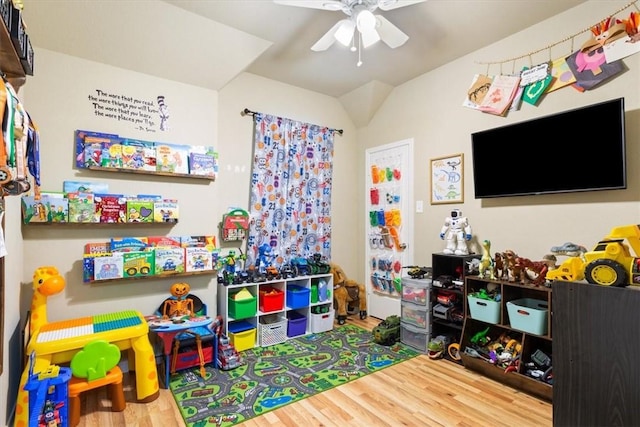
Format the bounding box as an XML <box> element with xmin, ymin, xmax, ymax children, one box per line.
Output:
<box><xmin>372</xmin><ymin>315</ymin><xmax>400</xmax><ymax>346</ymax></box>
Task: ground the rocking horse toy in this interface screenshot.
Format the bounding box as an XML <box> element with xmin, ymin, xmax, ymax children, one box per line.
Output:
<box><xmin>331</xmin><ymin>263</ymin><xmax>367</xmax><ymax>325</ymax></box>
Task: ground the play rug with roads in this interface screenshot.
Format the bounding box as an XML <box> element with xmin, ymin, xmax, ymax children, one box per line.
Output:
<box><xmin>169</xmin><ymin>324</ymin><xmax>421</xmax><ymax>426</ymax></box>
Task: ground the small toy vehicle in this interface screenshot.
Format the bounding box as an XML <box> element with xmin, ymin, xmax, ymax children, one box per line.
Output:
<box><xmin>280</xmin><ymin>264</ymin><xmax>296</xmax><ymax>279</ymax></box>
<box><xmin>218</xmin><ymin>334</ymin><xmax>242</xmax><ymax>371</ymax></box>
<box><xmin>403</xmin><ymin>266</ymin><xmax>432</xmax><ymax>279</ymax></box>
<box><xmin>308</xmin><ymin>253</ymin><xmax>331</xmax><ymax>274</ymax></box>
<box><xmin>291</xmin><ymin>257</ymin><xmax>309</xmax><ymax>276</ymax></box>
<box><xmin>372</xmin><ymin>315</ymin><xmax>400</xmax><ymax>346</ymax></box>
<box><xmin>265</xmin><ymin>265</ymin><xmax>281</xmax><ymax>280</ymax></box>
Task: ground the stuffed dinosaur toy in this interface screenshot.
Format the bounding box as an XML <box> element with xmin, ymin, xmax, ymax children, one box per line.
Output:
<box><xmin>331</xmin><ymin>262</ymin><xmax>367</xmax><ymax>325</ymax></box>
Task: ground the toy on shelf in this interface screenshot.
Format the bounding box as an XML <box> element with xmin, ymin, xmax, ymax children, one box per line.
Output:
<box><xmin>219</xmin><ymin>208</ymin><xmax>250</xmax><ymax>242</ymax></box>
<box><xmin>256</xmin><ymin>243</ymin><xmax>277</xmax><ymax>277</ymax></box>
<box><xmin>217</xmin><ymin>249</ymin><xmax>247</xmax><ymax>285</ymax></box>
<box><xmin>331</xmin><ymin>263</ymin><xmax>367</xmax><ymax>325</ymax></box>
<box><xmin>162</xmin><ymin>282</ymin><xmax>195</xmax><ymax>319</ymax></box>
<box><xmin>478</xmin><ymin>239</ymin><xmax>495</xmax><ymax>279</ymax></box>
<box><xmin>308</xmin><ymin>253</ymin><xmax>331</xmax><ymax>274</ymax></box>
<box><xmin>402</xmin><ymin>265</ymin><xmax>432</xmax><ymax>279</ymax></box>
<box><xmin>439</xmin><ymin>208</ymin><xmax>472</xmax><ymax>255</ymax></box>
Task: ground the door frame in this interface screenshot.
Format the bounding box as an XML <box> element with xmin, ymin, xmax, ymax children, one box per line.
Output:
<box><xmin>364</xmin><ymin>139</ymin><xmax>414</xmax><ymax>320</ymax></box>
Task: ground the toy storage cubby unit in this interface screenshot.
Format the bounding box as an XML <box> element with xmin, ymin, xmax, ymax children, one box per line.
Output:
<box><xmin>430</xmin><ymin>253</ymin><xmax>480</xmax><ymax>362</ymax></box>
<box><xmin>399</xmin><ymin>276</ymin><xmax>431</xmax><ymax>353</ymax></box>
<box><xmin>460</xmin><ymin>276</ymin><xmax>552</xmax><ymax>401</ymax></box>
<box><xmin>217</xmin><ymin>273</ymin><xmax>333</xmax><ymax>350</ymax></box>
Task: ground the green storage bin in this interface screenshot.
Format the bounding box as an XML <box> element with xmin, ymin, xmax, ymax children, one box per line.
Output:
<box><xmin>228</xmin><ymin>293</ymin><xmax>257</xmax><ymax>319</ymax></box>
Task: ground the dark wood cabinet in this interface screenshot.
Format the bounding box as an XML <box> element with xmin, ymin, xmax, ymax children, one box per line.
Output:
<box><xmin>553</xmin><ymin>281</ymin><xmax>640</xmax><ymax>426</ymax></box>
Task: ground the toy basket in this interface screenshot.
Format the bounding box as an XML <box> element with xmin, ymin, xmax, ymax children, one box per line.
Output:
<box><xmin>258</xmin><ymin>315</ymin><xmax>287</xmax><ymax>347</ymax></box>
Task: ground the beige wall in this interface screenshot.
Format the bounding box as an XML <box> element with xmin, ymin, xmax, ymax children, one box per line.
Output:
<box><xmin>3</xmin><ymin>0</ymin><xmax>640</xmax><ymax>424</ymax></box>
<box><xmin>360</xmin><ymin>0</ymin><xmax>640</xmax><ymax>265</ymax></box>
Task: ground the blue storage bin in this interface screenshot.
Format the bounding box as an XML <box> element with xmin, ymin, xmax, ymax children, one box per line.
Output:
<box><xmin>286</xmin><ymin>285</ymin><xmax>310</xmax><ymax>309</ymax></box>
<box><xmin>287</xmin><ymin>311</ymin><xmax>307</xmax><ymax>337</ymax></box>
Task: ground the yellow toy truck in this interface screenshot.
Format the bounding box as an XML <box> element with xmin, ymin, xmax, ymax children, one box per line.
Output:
<box><xmin>546</xmin><ymin>224</ymin><xmax>640</xmax><ymax>287</ymax></box>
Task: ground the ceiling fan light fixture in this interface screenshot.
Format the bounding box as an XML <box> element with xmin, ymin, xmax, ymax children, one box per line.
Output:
<box><xmin>356</xmin><ymin>9</ymin><xmax>377</xmax><ymax>32</ymax></box>
<box><xmin>361</xmin><ymin>27</ymin><xmax>381</xmax><ymax>47</ymax></box>
<box><xmin>334</xmin><ymin>19</ymin><xmax>356</xmax><ymax>46</ymax></box>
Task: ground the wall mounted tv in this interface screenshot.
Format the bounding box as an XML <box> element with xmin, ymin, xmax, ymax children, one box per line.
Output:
<box><xmin>471</xmin><ymin>97</ymin><xmax>626</xmax><ymax>199</ymax></box>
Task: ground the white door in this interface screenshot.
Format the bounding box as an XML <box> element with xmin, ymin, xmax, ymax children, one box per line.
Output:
<box><xmin>365</xmin><ymin>139</ymin><xmax>414</xmax><ymax>320</ymax></box>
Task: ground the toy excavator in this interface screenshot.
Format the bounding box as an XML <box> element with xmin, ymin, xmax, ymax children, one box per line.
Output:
<box><xmin>546</xmin><ymin>224</ymin><xmax>640</xmax><ymax>287</ymax></box>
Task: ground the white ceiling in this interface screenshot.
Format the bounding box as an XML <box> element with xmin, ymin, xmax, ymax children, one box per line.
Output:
<box><xmin>22</xmin><ymin>0</ymin><xmax>586</xmax><ymax>124</ymax></box>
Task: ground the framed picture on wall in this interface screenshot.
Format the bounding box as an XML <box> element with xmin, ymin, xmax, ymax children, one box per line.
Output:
<box><xmin>430</xmin><ymin>153</ymin><xmax>464</xmax><ymax>204</ymax></box>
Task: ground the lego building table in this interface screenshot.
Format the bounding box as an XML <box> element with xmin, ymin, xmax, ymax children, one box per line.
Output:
<box><xmin>17</xmin><ymin>310</ymin><xmax>160</xmax><ymax>427</ymax></box>
<box><xmin>147</xmin><ymin>315</ymin><xmax>215</xmax><ymax>388</ymax></box>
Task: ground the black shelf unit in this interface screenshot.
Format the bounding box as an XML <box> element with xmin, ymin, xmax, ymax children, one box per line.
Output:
<box><xmin>430</xmin><ymin>253</ymin><xmax>480</xmax><ymax>363</ymax></box>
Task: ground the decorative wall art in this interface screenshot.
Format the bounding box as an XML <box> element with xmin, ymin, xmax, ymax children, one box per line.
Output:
<box><xmin>431</xmin><ymin>153</ymin><xmax>463</xmax><ymax>205</ymax></box>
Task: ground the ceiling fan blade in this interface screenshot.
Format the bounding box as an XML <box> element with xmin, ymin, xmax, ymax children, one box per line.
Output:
<box><xmin>375</xmin><ymin>15</ymin><xmax>409</xmax><ymax>48</ymax></box>
<box><xmin>311</xmin><ymin>19</ymin><xmax>350</xmax><ymax>51</ymax></box>
<box><xmin>361</xmin><ymin>27</ymin><xmax>381</xmax><ymax>48</ymax></box>
<box><xmin>377</xmin><ymin>0</ymin><xmax>427</xmax><ymax>12</ymax></box>
<box><xmin>274</xmin><ymin>0</ymin><xmax>346</xmax><ymax>11</ymax></box>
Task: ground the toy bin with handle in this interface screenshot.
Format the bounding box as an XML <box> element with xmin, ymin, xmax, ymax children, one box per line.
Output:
<box><xmin>506</xmin><ymin>298</ymin><xmax>548</xmax><ymax>335</ymax></box>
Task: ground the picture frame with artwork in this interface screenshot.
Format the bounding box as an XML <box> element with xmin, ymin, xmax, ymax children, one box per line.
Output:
<box><xmin>430</xmin><ymin>153</ymin><xmax>464</xmax><ymax>204</ymax></box>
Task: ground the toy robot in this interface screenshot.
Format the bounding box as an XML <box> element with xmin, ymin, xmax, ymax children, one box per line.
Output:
<box><xmin>440</xmin><ymin>208</ymin><xmax>472</xmax><ymax>255</ymax></box>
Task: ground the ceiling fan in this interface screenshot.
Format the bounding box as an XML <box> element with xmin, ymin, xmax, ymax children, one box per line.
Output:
<box><xmin>274</xmin><ymin>0</ymin><xmax>426</xmax><ymax>52</ymax></box>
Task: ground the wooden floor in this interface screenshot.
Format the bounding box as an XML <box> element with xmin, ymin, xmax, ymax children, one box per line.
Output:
<box><xmin>78</xmin><ymin>316</ymin><xmax>552</xmax><ymax>427</ymax></box>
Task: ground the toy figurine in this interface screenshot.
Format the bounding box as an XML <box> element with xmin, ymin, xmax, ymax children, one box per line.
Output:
<box><xmin>218</xmin><ymin>249</ymin><xmax>246</xmax><ymax>285</ymax></box>
<box><xmin>162</xmin><ymin>282</ymin><xmax>194</xmax><ymax>319</ymax></box>
<box><xmin>440</xmin><ymin>208</ymin><xmax>472</xmax><ymax>255</ymax></box>
<box><xmin>256</xmin><ymin>243</ymin><xmax>276</xmax><ymax>275</ymax></box>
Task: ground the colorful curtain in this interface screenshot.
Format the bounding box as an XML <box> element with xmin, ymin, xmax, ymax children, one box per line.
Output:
<box><xmin>246</xmin><ymin>113</ymin><xmax>334</xmax><ymax>267</ymax></box>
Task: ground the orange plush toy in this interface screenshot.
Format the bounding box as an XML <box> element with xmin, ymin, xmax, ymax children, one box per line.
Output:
<box><xmin>331</xmin><ymin>263</ymin><xmax>367</xmax><ymax>325</ymax></box>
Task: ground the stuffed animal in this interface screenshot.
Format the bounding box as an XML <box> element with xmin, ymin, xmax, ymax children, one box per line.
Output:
<box><xmin>331</xmin><ymin>262</ymin><xmax>367</xmax><ymax>325</ymax></box>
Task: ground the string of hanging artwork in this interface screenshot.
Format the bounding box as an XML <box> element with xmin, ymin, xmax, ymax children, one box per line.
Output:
<box><xmin>464</xmin><ymin>0</ymin><xmax>640</xmax><ymax>117</ymax></box>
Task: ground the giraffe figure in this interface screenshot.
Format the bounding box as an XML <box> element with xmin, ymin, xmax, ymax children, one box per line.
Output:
<box><xmin>15</xmin><ymin>267</ymin><xmax>66</xmax><ymax>427</ymax></box>
<box><xmin>29</xmin><ymin>266</ymin><xmax>65</xmax><ymax>336</ymax></box>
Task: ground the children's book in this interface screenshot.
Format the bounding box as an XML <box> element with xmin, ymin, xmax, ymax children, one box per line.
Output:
<box><xmin>153</xmin><ymin>199</ymin><xmax>179</xmax><ymax>223</ymax></box>
<box><xmin>75</xmin><ymin>130</ymin><xmax>119</xmax><ymax>169</ymax></box>
<box><xmin>63</xmin><ymin>180</ymin><xmax>109</xmax><ymax>195</ymax></box>
<box><xmin>154</xmin><ymin>247</ymin><xmax>185</xmax><ymax>274</ymax></box>
<box><xmin>126</xmin><ymin>200</ymin><xmax>154</xmax><ymax>222</ymax></box>
<box><xmin>123</xmin><ymin>251</ymin><xmax>155</xmax><ymax>278</ymax></box>
<box><xmin>95</xmin><ymin>194</ymin><xmax>126</xmax><ymax>223</ymax></box>
<box><xmin>121</xmin><ymin>138</ymin><xmax>156</xmax><ymax>171</ymax></box>
<box><xmin>100</xmin><ymin>138</ymin><xmax>124</xmax><ymax>168</ymax></box>
<box><xmin>147</xmin><ymin>236</ymin><xmax>181</xmax><ymax>247</ymax></box>
<box><xmin>155</xmin><ymin>143</ymin><xmax>189</xmax><ymax>174</ymax></box>
<box><xmin>188</xmin><ymin>145</ymin><xmax>217</xmax><ymax>177</ymax></box>
<box><xmin>45</xmin><ymin>193</ymin><xmax>69</xmax><ymax>223</ymax></box>
<box><xmin>68</xmin><ymin>200</ymin><xmax>98</xmax><ymax>223</ymax></box>
<box><xmin>21</xmin><ymin>196</ymin><xmax>50</xmax><ymax>224</ymax></box>
<box><xmin>185</xmin><ymin>247</ymin><xmax>213</xmax><ymax>272</ymax></box>
<box><xmin>110</xmin><ymin>237</ymin><xmax>149</xmax><ymax>252</ymax></box>
<box><xmin>93</xmin><ymin>253</ymin><xmax>124</xmax><ymax>281</ymax></box>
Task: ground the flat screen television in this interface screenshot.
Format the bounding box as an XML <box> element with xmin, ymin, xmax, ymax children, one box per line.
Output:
<box><xmin>471</xmin><ymin>97</ymin><xmax>626</xmax><ymax>198</ymax></box>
